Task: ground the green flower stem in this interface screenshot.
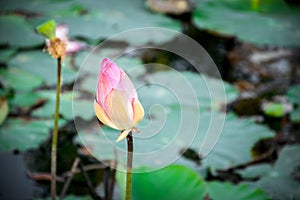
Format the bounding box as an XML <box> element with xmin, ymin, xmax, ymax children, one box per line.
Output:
<box><xmin>51</xmin><ymin>57</ymin><xmax>62</xmax><ymax>200</ymax></box>
<box><xmin>125</xmin><ymin>133</ymin><xmax>133</xmax><ymax>200</ymax></box>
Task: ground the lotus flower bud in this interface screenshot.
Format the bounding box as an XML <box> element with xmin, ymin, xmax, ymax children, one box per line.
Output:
<box><xmin>94</xmin><ymin>58</ymin><xmax>144</xmax><ymax>142</ymax></box>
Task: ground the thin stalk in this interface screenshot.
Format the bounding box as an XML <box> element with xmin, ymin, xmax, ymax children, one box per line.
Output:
<box><xmin>78</xmin><ymin>161</ymin><xmax>101</xmax><ymax>200</ymax></box>
<box><xmin>125</xmin><ymin>133</ymin><xmax>133</xmax><ymax>200</ymax></box>
<box><xmin>60</xmin><ymin>157</ymin><xmax>81</xmax><ymax>199</ymax></box>
<box><xmin>51</xmin><ymin>57</ymin><xmax>62</xmax><ymax>200</ymax></box>
<box><xmin>104</xmin><ymin>166</ymin><xmax>110</xmax><ymax>199</ymax></box>
<box><xmin>107</xmin><ymin>159</ymin><xmax>117</xmax><ymax>200</ymax></box>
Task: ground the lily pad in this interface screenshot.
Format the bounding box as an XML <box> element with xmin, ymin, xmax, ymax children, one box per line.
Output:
<box><xmin>237</xmin><ymin>164</ymin><xmax>273</xmax><ymax>179</ymax></box>
<box><xmin>75</xmin><ymin>70</ymin><xmax>265</xmax><ymax>171</ymax></box>
<box><xmin>76</xmin><ymin>48</ymin><xmax>144</xmax><ymax>76</ymax></box>
<box><xmin>31</xmin><ymin>90</ymin><xmax>94</xmax><ymax>121</ymax></box>
<box><xmin>0</xmin><ymin>67</ymin><xmax>43</xmax><ymax>91</ymax></box>
<box><xmin>8</xmin><ymin>51</ymin><xmax>77</xmax><ymax>86</ymax></box>
<box><xmin>75</xmin><ymin>68</ymin><xmax>220</xmax><ymax>170</ymax></box>
<box><xmin>10</xmin><ymin>92</ymin><xmax>43</xmax><ymax>109</ymax></box>
<box><xmin>72</xmin><ymin>100</ymin><xmax>95</xmax><ymax>121</ymax></box>
<box><xmin>192</xmin><ymin>112</ymin><xmax>274</xmax><ymax>170</ymax></box>
<box><xmin>290</xmin><ymin>111</ymin><xmax>300</xmax><ymax>123</ymax></box>
<box><xmin>9</xmin><ymin>0</ymin><xmax>181</xmax><ymax>45</ymax></box>
<box><xmin>55</xmin><ymin>0</ymin><xmax>181</xmax><ymax>45</ymax></box>
<box><xmin>144</xmin><ymin>71</ymin><xmax>238</xmax><ymax>109</ymax></box>
<box><xmin>193</xmin><ymin>0</ymin><xmax>300</xmax><ymax>47</ymax></box>
<box><xmin>76</xmin><ymin>109</ymin><xmax>273</xmax><ymax>172</ymax></box>
<box><xmin>76</xmin><ymin>104</ymin><xmax>196</xmax><ymax>171</ymax></box>
<box><xmin>117</xmin><ymin>165</ymin><xmax>206</xmax><ymax>200</ymax></box>
<box><xmin>0</xmin><ymin>15</ymin><xmax>43</xmax><ymax>47</ymax></box>
<box><xmin>287</xmin><ymin>84</ymin><xmax>300</xmax><ymax>104</ymax></box>
<box><xmin>0</xmin><ymin>0</ymin><xmax>74</xmax><ymax>14</ymax></box>
<box><xmin>0</xmin><ymin>49</ymin><xmax>16</xmax><ymax>63</ymax></box>
<box><xmin>287</xmin><ymin>84</ymin><xmax>300</xmax><ymax>122</ymax></box>
<box><xmin>257</xmin><ymin>145</ymin><xmax>300</xmax><ymax>200</ymax></box>
<box><xmin>206</xmin><ymin>181</ymin><xmax>268</xmax><ymax>200</ymax></box>
<box><xmin>0</xmin><ymin>118</ymin><xmax>66</xmax><ymax>152</ymax></box>
<box><xmin>32</xmin><ymin>91</ymin><xmax>77</xmax><ymax>120</ymax></box>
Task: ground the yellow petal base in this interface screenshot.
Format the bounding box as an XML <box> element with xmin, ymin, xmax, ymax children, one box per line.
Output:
<box><xmin>94</xmin><ymin>100</ymin><xmax>119</xmax><ymax>130</ymax></box>
<box><xmin>116</xmin><ymin>129</ymin><xmax>132</xmax><ymax>142</ymax></box>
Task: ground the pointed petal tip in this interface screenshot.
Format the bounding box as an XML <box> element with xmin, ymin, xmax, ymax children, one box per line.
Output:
<box><xmin>101</xmin><ymin>57</ymin><xmax>114</xmax><ymax>68</ymax></box>
<box><xmin>115</xmin><ymin>129</ymin><xmax>132</xmax><ymax>142</ymax></box>
<box><xmin>133</xmin><ymin>98</ymin><xmax>145</xmax><ymax>125</ymax></box>
<box><xmin>100</xmin><ymin>57</ymin><xmax>122</xmax><ymax>76</ymax></box>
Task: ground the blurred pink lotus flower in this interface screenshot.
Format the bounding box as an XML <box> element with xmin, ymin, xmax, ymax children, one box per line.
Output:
<box><xmin>94</xmin><ymin>58</ymin><xmax>144</xmax><ymax>142</ymax></box>
<box><xmin>46</xmin><ymin>24</ymin><xmax>85</xmax><ymax>54</ymax></box>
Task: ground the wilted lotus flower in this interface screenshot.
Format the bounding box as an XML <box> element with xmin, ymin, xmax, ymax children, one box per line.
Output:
<box><xmin>94</xmin><ymin>58</ymin><xmax>144</xmax><ymax>142</ymax></box>
<box><xmin>46</xmin><ymin>24</ymin><xmax>84</xmax><ymax>55</ymax></box>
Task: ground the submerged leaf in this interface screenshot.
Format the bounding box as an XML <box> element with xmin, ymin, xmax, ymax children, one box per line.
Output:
<box><xmin>206</xmin><ymin>181</ymin><xmax>268</xmax><ymax>200</ymax></box>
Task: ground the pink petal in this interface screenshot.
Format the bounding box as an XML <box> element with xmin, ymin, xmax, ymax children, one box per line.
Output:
<box><xmin>56</xmin><ymin>24</ymin><xmax>69</xmax><ymax>42</ymax></box>
<box><xmin>55</xmin><ymin>24</ymin><xmax>85</xmax><ymax>54</ymax></box>
<box><xmin>117</xmin><ymin>72</ymin><xmax>137</xmax><ymax>102</ymax></box>
<box><xmin>65</xmin><ymin>40</ymin><xmax>85</xmax><ymax>54</ymax></box>
<box><xmin>96</xmin><ymin>58</ymin><xmax>122</xmax><ymax>106</ymax></box>
<box><xmin>96</xmin><ymin>58</ymin><xmax>137</xmax><ymax>112</ymax></box>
